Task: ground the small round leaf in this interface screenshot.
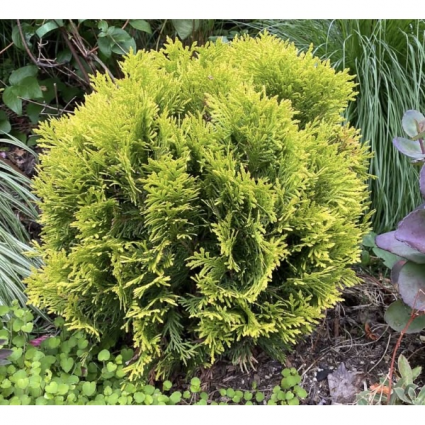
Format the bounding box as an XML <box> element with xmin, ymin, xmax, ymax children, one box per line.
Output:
<box><xmin>97</xmin><ymin>349</ymin><xmax>110</xmax><ymax>362</ymax></box>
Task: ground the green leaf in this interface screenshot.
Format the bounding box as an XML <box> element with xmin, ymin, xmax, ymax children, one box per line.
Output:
<box><xmin>97</xmin><ymin>37</ymin><xmax>112</xmax><ymax>58</ymax></box>
<box><xmin>12</xmin><ymin>24</ymin><xmax>35</xmax><ymax>50</ymax></box>
<box><xmin>115</xmin><ymin>366</ymin><xmax>126</xmax><ymax>378</ymax></box>
<box><xmin>362</xmin><ymin>231</ymin><xmax>377</xmax><ymax>248</ymax></box>
<box><xmin>294</xmin><ymin>386</ymin><xmax>307</xmax><ymax>398</ymax></box>
<box><xmin>108</xmin><ymin>28</ymin><xmax>136</xmax><ymax>55</ymax></box>
<box><xmin>143</xmin><ymin>384</ymin><xmax>155</xmax><ymax>395</ymax></box>
<box><xmin>12</xmin><ymin>335</ymin><xmax>26</xmax><ymax>348</ymax></box>
<box><xmin>158</xmin><ymin>394</ymin><xmax>169</xmax><ymax>403</ymax></box>
<box><xmin>103</xmin><ymin>386</ymin><xmax>113</xmax><ymax>396</ymax></box>
<box><xmin>45</xmin><ymin>381</ymin><xmax>58</xmax><ymax>394</ymax></box>
<box><xmin>372</xmin><ymin>246</ymin><xmax>402</xmax><ymax>269</ymax></box>
<box><xmin>98</xmin><ymin>349</ymin><xmax>110</xmax><ymax>362</ymax></box>
<box><xmin>107</xmin><ymin>392</ymin><xmax>119</xmax><ymax>405</ymax></box>
<box><xmin>416</xmin><ymin>386</ymin><xmax>425</xmax><ymax>404</ymax></box>
<box><xmin>60</xmin><ymin>357</ymin><xmax>74</xmax><ymax>373</ymax></box>
<box><xmin>16</xmin><ymin>76</ymin><xmax>43</xmax><ymax>100</ymax></box>
<box><xmin>1</xmin><ymin>379</ymin><xmax>11</xmax><ymax>389</ymax></box>
<box><xmin>129</xmin><ymin>20</ymin><xmax>152</xmax><ymax>34</ymax></box>
<box><xmin>9</xmin><ymin>65</ymin><xmax>38</xmax><ymax>86</ymax></box>
<box><xmin>35</xmin><ymin>396</ymin><xmax>48</xmax><ymax>405</ymax></box>
<box><xmin>47</xmin><ymin>337</ymin><xmax>61</xmax><ymax>349</ymax></box>
<box><xmin>3</xmin><ymin>86</ymin><xmax>22</xmax><ymax>115</ymax></box>
<box><xmin>163</xmin><ymin>380</ymin><xmax>172</xmax><ymax>391</ymax></box>
<box><xmin>285</xmin><ymin>391</ymin><xmax>295</xmax><ymax>400</ymax></box>
<box><xmin>171</xmin><ymin>19</ymin><xmax>200</xmax><ymax>40</ymax></box>
<box><xmin>0</xmin><ymin>111</ymin><xmax>11</xmax><ymax>133</ymax></box>
<box><xmin>98</xmin><ymin>20</ymin><xmax>108</xmax><ymax>32</ymax></box>
<box><xmin>36</xmin><ymin>21</ymin><xmax>60</xmax><ymax>38</ymax></box>
<box><xmin>255</xmin><ymin>392</ymin><xmax>264</xmax><ymax>402</ymax></box>
<box><xmin>77</xmin><ymin>339</ymin><xmax>88</xmax><ymax>349</ymax></box>
<box><xmin>134</xmin><ymin>392</ymin><xmax>145</xmax><ymax>403</ymax></box>
<box><xmin>57</xmin><ymin>383</ymin><xmax>69</xmax><ymax>395</ymax></box>
<box><xmin>106</xmin><ymin>362</ymin><xmax>117</xmax><ymax>372</ymax></box>
<box><xmin>169</xmin><ymin>391</ymin><xmax>181</xmax><ymax>404</ymax></box>
<box><xmin>398</xmin><ymin>354</ymin><xmax>413</xmax><ymax>384</ymax></box>
<box><xmin>16</xmin><ymin>377</ymin><xmax>29</xmax><ymax>389</ymax></box>
<box><xmin>244</xmin><ymin>391</ymin><xmax>252</xmax><ymax>401</ymax></box>
<box><xmin>12</xmin><ymin>318</ymin><xmax>24</xmax><ymax>332</ymax></box>
<box><xmin>118</xmin><ymin>395</ymin><xmax>127</xmax><ymax>405</ymax></box>
<box><xmin>21</xmin><ymin>323</ymin><xmax>33</xmax><ymax>333</ymax></box>
<box><xmin>226</xmin><ymin>388</ymin><xmax>235</xmax><ymax>398</ymax></box>
<box><xmin>384</xmin><ymin>300</ymin><xmax>425</xmax><ymax>333</ymax></box>
<box><xmin>144</xmin><ymin>394</ymin><xmax>153</xmax><ymax>405</ymax></box>
<box><xmin>54</xmin><ymin>317</ymin><xmax>65</xmax><ymax>327</ymax></box>
<box><xmin>82</xmin><ymin>381</ymin><xmax>96</xmax><ymax>397</ymax></box>
<box><xmin>281</xmin><ymin>368</ymin><xmax>291</xmax><ymax>377</ymax></box>
<box><xmin>232</xmin><ymin>395</ymin><xmax>241</xmax><ymax>403</ymax></box>
<box><xmin>190</xmin><ymin>377</ymin><xmax>200</xmax><ymax>386</ymax></box>
<box><xmin>396</xmin><ymin>261</ymin><xmax>425</xmax><ymax>311</ymax></box>
<box><xmin>120</xmin><ymin>348</ymin><xmax>133</xmax><ymax>363</ymax></box>
<box><xmin>57</xmin><ymin>49</ymin><xmax>72</xmax><ymax>64</ymax></box>
<box><xmin>0</xmin><ymin>306</ymin><xmax>10</xmax><ymax>316</ymax></box>
<box><xmin>412</xmin><ymin>366</ymin><xmax>422</xmax><ymax>381</ymax></box>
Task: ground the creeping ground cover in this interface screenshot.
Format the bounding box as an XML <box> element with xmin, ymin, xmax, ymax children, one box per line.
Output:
<box><xmin>25</xmin><ymin>33</ymin><xmax>371</xmax><ymax>380</ymax></box>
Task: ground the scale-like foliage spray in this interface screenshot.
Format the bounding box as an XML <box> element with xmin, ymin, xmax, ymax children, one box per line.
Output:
<box><xmin>26</xmin><ymin>34</ymin><xmax>371</xmax><ymax>379</ymax></box>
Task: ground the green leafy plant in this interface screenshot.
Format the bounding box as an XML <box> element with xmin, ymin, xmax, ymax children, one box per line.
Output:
<box><xmin>26</xmin><ymin>33</ymin><xmax>371</xmax><ymax>380</ymax></box>
<box><xmin>357</xmin><ymin>354</ymin><xmax>425</xmax><ymax>405</ymax></box>
<box><xmin>216</xmin><ymin>367</ymin><xmax>307</xmax><ymax>405</ymax></box>
<box><xmin>0</xmin><ymin>302</ymin><xmax>306</xmax><ymax>405</ymax></box>
<box><xmin>249</xmin><ymin>19</ymin><xmax>425</xmax><ymax>233</ymax></box>
<box><xmin>0</xmin><ymin>135</ymin><xmax>47</xmax><ymax>320</ymax></box>
<box><xmin>0</xmin><ymin>302</ymin><xmax>181</xmax><ymax>405</ymax></box>
<box><xmin>0</xmin><ymin>19</ymin><xmax>246</xmax><ymax>146</ymax></box>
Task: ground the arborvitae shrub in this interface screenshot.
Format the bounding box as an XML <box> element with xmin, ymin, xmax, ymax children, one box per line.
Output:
<box><xmin>26</xmin><ymin>34</ymin><xmax>371</xmax><ymax>379</ymax></box>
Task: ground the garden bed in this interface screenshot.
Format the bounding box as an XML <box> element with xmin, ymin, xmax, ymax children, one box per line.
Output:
<box><xmin>177</xmin><ymin>271</ymin><xmax>425</xmax><ymax>405</ymax></box>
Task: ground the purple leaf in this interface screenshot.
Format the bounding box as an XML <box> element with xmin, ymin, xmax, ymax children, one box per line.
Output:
<box><xmin>402</xmin><ymin>110</ymin><xmax>425</xmax><ymax>138</ymax></box>
<box><xmin>393</xmin><ymin>137</ymin><xmax>425</xmax><ymax>159</ymax></box>
<box><xmin>0</xmin><ymin>349</ymin><xmax>13</xmax><ymax>360</ymax></box>
<box><xmin>420</xmin><ymin>165</ymin><xmax>425</xmax><ymax>200</ymax></box>
<box><xmin>391</xmin><ymin>259</ymin><xmax>407</xmax><ymax>284</ymax></box>
<box><xmin>398</xmin><ymin>262</ymin><xmax>425</xmax><ymax>311</ymax></box>
<box><xmin>396</xmin><ymin>209</ymin><xmax>425</xmax><ymax>253</ymax></box>
<box><xmin>376</xmin><ymin>231</ymin><xmax>425</xmax><ymax>263</ymax></box>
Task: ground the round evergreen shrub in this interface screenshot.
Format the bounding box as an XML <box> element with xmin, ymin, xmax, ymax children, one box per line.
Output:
<box><xmin>26</xmin><ymin>34</ymin><xmax>371</xmax><ymax>379</ymax></box>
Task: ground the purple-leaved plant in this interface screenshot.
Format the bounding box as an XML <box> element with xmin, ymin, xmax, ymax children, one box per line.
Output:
<box><xmin>376</xmin><ymin>110</ymin><xmax>425</xmax><ymax>332</ymax></box>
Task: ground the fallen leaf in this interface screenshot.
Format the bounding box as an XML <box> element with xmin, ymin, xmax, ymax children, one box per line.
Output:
<box><xmin>369</xmin><ymin>383</ymin><xmax>391</xmax><ymax>396</ymax></box>
<box><xmin>29</xmin><ymin>335</ymin><xmax>49</xmax><ymax>347</ymax></box>
<box><xmin>328</xmin><ymin>363</ymin><xmax>362</xmax><ymax>404</ymax></box>
<box><xmin>365</xmin><ymin>322</ymin><xmax>378</xmax><ymax>340</ymax></box>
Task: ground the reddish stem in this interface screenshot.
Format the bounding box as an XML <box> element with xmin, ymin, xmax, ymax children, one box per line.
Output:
<box><xmin>419</xmin><ymin>138</ymin><xmax>425</xmax><ymax>155</ymax></box>
<box><xmin>387</xmin><ymin>306</ymin><xmax>425</xmax><ymax>404</ymax></box>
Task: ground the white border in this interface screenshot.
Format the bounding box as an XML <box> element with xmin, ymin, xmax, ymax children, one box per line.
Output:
<box><xmin>1</xmin><ymin>2</ymin><xmax>420</xmax><ymax>19</ymax></box>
